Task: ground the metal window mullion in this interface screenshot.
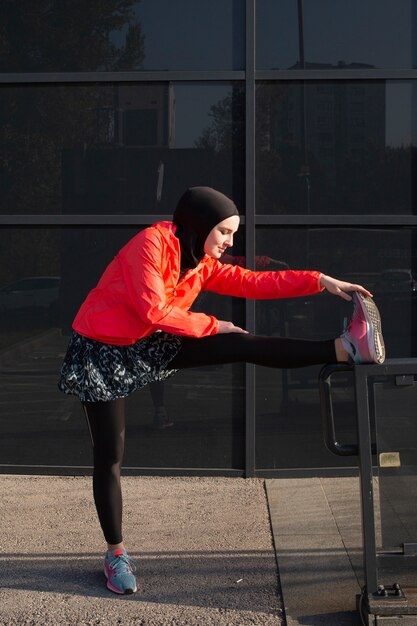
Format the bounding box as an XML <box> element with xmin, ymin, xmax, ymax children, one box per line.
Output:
<box><xmin>254</xmin><ymin>214</ymin><xmax>417</xmax><ymax>226</ymax></box>
<box><xmin>0</xmin><ymin>214</ymin><xmax>175</xmax><ymax>226</ymax></box>
<box><xmin>256</xmin><ymin>69</ymin><xmax>417</xmax><ymax>81</ymax></box>
<box><xmin>3</xmin><ymin>214</ymin><xmax>416</xmax><ymax>227</ymax></box>
<box><xmin>0</xmin><ymin>71</ymin><xmax>245</xmax><ymax>85</ymax></box>
<box><xmin>245</xmin><ymin>0</ymin><xmax>256</xmax><ymax>478</ymax></box>
<box><xmin>0</xmin><ymin>215</ymin><xmax>249</xmax><ymax>226</ymax></box>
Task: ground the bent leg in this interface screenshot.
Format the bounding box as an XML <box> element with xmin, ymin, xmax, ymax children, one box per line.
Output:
<box><xmin>149</xmin><ymin>380</ymin><xmax>165</xmax><ymax>409</ymax></box>
<box><xmin>170</xmin><ymin>333</ymin><xmax>336</xmax><ymax>370</ymax></box>
<box><xmin>82</xmin><ymin>398</ymin><xmax>125</xmax><ymax>546</ymax></box>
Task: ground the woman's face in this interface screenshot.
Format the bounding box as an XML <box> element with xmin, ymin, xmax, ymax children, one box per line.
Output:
<box><xmin>203</xmin><ymin>215</ymin><xmax>240</xmax><ymax>259</ymax></box>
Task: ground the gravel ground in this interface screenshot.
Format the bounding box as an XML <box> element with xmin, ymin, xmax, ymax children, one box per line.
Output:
<box><xmin>0</xmin><ymin>475</ymin><xmax>284</xmax><ymax>626</ymax></box>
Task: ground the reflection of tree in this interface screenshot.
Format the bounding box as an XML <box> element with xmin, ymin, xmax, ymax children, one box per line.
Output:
<box><xmin>0</xmin><ymin>84</ymin><xmax>117</xmax><ymax>214</ymax></box>
<box><xmin>196</xmin><ymin>82</ymin><xmax>414</xmax><ymax>215</ymax></box>
<box><xmin>0</xmin><ymin>1</ymin><xmax>145</xmax><ymax>284</ymax></box>
<box><xmin>196</xmin><ymin>83</ymin><xmax>417</xmax><ymax>214</ymax></box>
<box><xmin>193</xmin><ymin>87</ymin><xmax>245</xmax><ymax>206</ymax></box>
<box><xmin>194</xmin><ymin>91</ymin><xmax>244</xmax><ymax>154</ymax></box>
<box><xmin>0</xmin><ymin>0</ymin><xmax>146</xmax><ymax>214</ymax></box>
<box><xmin>0</xmin><ymin>0</ymin><xmax>145</xmax><ymax>72</ymax></box>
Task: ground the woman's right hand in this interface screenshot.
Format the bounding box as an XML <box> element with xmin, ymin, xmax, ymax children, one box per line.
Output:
<box><xmin>217</xmin><ymin>320</ymin><xmax>249</xmax><ymax>334</ymax></box>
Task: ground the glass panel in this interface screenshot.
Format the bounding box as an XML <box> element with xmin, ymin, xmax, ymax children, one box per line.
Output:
<box><xmin>256</xmin><ymin>81</ymin><xmax>417</xmax><ymax>215</ymax></box>
<box><xmin>0</xmin><ymin>227</ymin><xmax>245</xmax><ymax>471</ymax></box>
<box><xmin>0</xmin><ymin>83</ymin><xmax>245</xmax><ymax>215</ymax></box>
<box><xmin>255</xmin><ymin>227</ymin><xmax>417</xmax><ymax>469</ymax></box>
<box><xmin>257</xmin><ymin>0</ymin><xmax>416</xmax><ymax>70</ymax></box>
<box><xmin>370</xmin><ymin>373</ymin><xmax>417</xmax><ymax>588</ymax></box>
<box><xmin>374</xmin><ymin>379</ymin><xmax>417</xmax><ymax>553</ymax></box>
<box><xmin>1</xmin><ymin>0</ymin><xmax>244</xmax><ymax>72</ymax></box>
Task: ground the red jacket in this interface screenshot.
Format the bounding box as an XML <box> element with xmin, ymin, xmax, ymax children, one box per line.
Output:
<box><xmin>73</xmin><ymin>221</ymin><xmax>323</xmax><ymax>345</ymax></box>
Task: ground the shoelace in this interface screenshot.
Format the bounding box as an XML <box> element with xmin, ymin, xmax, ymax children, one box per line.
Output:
<box><xmin>340</xmin><ymin>316</ymin><xmax>357</xmax><ymax>361</ymax></box>
<box><xmin>341</xmin><ymin>293</ymin><xmax>360</xmax><ymax>338</ymax></box>
<box><xmin>109</xmin><ymin>553</ymin><xmax>137</xmax><ymax>574</ymax></box>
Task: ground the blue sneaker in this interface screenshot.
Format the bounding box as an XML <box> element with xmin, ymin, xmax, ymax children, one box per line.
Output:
<box><xmin>104</xmin><ymin>548</ymin><xmax>137</xmax><ymax>594</ymax></box>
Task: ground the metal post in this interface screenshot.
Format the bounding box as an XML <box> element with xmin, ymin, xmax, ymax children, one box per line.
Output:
<box><xmin>245</xmin><ymin>0</ymin><xmax>256</xmax><ymax>476</ymax></box>
<box><xmin>355</xmin><ymin>366</ymin><xmax>378</xmax><ymax>596</ymax></box>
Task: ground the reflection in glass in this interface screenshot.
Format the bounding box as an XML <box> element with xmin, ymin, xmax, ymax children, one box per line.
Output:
<box><xmin>256</xmin><ymin>81</ymin><xmax>416</xmax><ymax>215</ymax></box>
<box><xmin>255</xmin><ymin>227</ymin><xmax>417</xmax><ymax>469</ymax></box>
<box><xmin>0</xmin><ymin>0</ymin><xmax>244</xmax><ymax>72</ymax></box>
<box><xmin>0</xmin><ymin>83</ymin><xmax>244</xmax><ymax>215</ymax></box>
<box><xmin>257</xmin><ymin>0</ymin><xmax>415</xmax><ymax>70</ymax></box>
<box><xmin>374</xmin><ymin>379</ymin><xmax>417</xmax><ymax>554</ymax></box>
<box><xmin>371</xmin><ymin>376</ymin><xmax>417</xmax><ymax>589</ymax></box>
<box><xmin>0</xmin><ymin>228</ymin><xmax>245</xmax><ymax>471</ymax></box>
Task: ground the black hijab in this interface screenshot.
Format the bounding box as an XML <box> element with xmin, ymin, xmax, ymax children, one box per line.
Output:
<box><xmin>173</xmin><ymin>187</ymin><xmax>239</xmax><ymax>273</ymax></box>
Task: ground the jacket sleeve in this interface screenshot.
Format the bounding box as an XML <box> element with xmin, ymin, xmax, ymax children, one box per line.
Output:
<box><xmin>202</xmin><ymin>260</ymin><xmax>323</xmax><ymax>299</ymax></box>
<box><xmin>119</xmin><ymin>229</ymin><xmax>219</xmax><ymax>337</ymax></box>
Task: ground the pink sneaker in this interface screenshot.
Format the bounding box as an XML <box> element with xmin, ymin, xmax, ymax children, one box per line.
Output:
<box><xmin>340</xmin><ymin>292</ymin><xmax>385</xmax><ymax>364</ymax></box>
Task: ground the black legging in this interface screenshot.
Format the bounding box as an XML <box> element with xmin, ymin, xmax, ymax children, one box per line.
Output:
<box><xmin>83</xmin><ymin>398</ymin><xmax>125</xmax><ymax>546</ymax></box>
<box><xmin>83</xmin><ymin>333</ymin><xmax>336</xmax><ymax>544</ymax></box>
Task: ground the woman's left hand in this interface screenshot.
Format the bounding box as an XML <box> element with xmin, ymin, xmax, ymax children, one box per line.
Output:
<box><xmin>319</xmin><ymin>274</ymin><xmax>373</xmax><ymax>301</ymax></box>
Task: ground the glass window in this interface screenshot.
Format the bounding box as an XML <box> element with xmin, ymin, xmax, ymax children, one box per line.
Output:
<box><xmin>257</xmin><ymin>0</ymin><xmax>416</xmax><ymax>70</ymax></box>
<box><xmin>256</xmin><ymin>81</ymin><xmax>417</xmax><ymax>215</ymax></box>
<box><xmin>0</xmin><ymin>0</ymin><xmax>244</xmax><ymax>72</ymax></box>
<box><xmin>0</xmin><ymin>83</ymin><xmax>245</xmax><ymax>215</ymax></box>
<box><xmin>0</xmin><ymin>227</ymin><xmax>245</xmax><ymax>471</ymax></box>
<box><xmin>255</xmin><ymin>226</ymin><xmax>417</xmax><ymax>470</ymax></box>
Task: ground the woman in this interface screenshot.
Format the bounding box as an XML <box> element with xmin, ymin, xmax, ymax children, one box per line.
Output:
<box><xmin>58</xmin><ymin>186</ymin><xmax>385</xmax><ymax>595</ymax></box>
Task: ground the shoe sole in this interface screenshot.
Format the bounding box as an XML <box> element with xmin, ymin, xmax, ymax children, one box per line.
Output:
<box><xmin>355</xmin><ymin>292</ymin><xmax>385</xmax><ymax>364</ymax></box>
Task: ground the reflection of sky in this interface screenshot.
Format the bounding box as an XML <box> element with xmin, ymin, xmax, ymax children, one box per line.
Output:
<box><xmin>257</xmin><ymin>0</ymin><xmax>413</xmax><ymax>69</ymax></box>
<box><xmin>111</xmin><ymin>0</ymin><xmax>244</xmax><ymax>70</ymax></box>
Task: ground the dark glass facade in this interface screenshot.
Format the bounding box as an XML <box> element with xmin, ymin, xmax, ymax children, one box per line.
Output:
<box><xmin>1</xmin><ymin>1</ymin><xmax>416</xmax><ymax>476</ymax></box>
<box><xmin>256</xmin><ymin>81</ymin><xmax>417</xmax><ymax>215</ymax></box>
<box><xmin>255</xmin><ymin>227</ymin><xmax>417</xmax><ymax>469</ymax></box>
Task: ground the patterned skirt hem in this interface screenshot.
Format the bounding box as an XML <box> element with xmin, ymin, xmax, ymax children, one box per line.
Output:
<box><xmin>57</xmin><ymin>330</ymin><xmax>182</xmax><ymax>403</ymax></box>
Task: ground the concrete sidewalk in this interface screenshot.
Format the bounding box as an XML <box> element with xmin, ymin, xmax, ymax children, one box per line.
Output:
<box><xmin>0</xmin><ymin>474</ymin><xmax>370</xmax><ymax>626</ymax></box>
<box><xmin>0</xmin><ymin>476</ymin><xmax>283</xmax><ymax>626</ymax></box>
<box><xmin>266</xmin><ymin>477</ymin><xmax>364</xmax><ymax>626</ymax></box>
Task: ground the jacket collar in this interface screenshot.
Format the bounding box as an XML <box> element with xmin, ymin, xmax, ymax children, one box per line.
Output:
<box><xmin>152</xmin><ymin>221</ymin><xmax>213</xmax><ymax>280</ymax></box>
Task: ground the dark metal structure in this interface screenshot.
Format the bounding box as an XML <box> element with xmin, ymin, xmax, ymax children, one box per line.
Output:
<box><xmin>320</xmin><ymin>359</ymin><xmax>417</xmax><ymax>624</ymax></box>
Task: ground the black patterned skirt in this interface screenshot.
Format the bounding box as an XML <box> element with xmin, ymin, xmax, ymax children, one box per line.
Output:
<box><xmin>57</xmin><ymin>331</ymin><xmax>182</xmax><ymax>402</ymax></box>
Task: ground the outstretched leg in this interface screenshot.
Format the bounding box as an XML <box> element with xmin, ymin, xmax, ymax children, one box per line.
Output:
<box><xmin>171</xmin><ymin>292</ymin><xmax>385</xmax><ymax>369</ymax></box>
<box><xmin>170</xmin><ymin>333</ymin><xmax>337</xmax><ymax>370</ymax></box>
